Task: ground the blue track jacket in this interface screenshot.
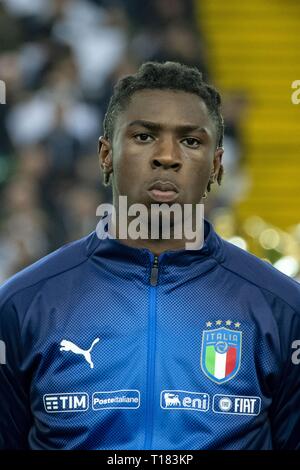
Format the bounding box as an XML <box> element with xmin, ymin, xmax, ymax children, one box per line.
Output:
<box><xmin>0</xmin><ymin>217</ymin><xmax>300</xmax><ymax>449</ymax></box>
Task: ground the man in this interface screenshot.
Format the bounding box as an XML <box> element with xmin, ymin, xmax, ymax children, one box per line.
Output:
<box><xmin>0</xmin><ymin>61</ymin><xmax>300</xmax><ymax>450</ymax></box>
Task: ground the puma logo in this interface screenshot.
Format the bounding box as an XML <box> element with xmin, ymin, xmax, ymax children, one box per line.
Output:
<box><xmin>60</xmin><ymin>338</ymin><xmax>100</xmax><ymax>369</ymax></box>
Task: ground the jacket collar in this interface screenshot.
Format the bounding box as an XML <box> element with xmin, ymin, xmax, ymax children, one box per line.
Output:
<box><xmin>88</xmin><ymin>214</ymin><xmax>224</xmax><ymax>283</ymax></box>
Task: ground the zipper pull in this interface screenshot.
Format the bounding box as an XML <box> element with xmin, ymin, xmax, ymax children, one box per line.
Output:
<box><xmin>150</xmin><ymin>255</ymin><xmax>159</xmax><ymax>286</ymax></box>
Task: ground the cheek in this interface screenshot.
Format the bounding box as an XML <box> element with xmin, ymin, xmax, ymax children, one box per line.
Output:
<box><xmin>185</xmin><ymin>159</ymin><xmax>212</xmax><ymax>194</ymax></box>
<box><xmin>113</xmin><ymin>151</ymin><xmax>145</xmax><ymax>195</ymax></box>
<box><xmin>187</xmin><ymin>179</ymin><xmax>207</xmax><ymax>202</ymax></box>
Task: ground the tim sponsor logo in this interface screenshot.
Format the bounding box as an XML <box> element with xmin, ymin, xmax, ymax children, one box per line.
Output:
<box><xmin>43</xmin><ymin>392</ymin><xmax>89</xmax><ymax>413</ymax></box>
<box><xmin>161</xmin><ymin>390</ymin><xmax>209</xmax><ymax>412</ymax></box>
<box><xmin>213</xmin><ymin>394</ymin><xmax>261</xmax><ymax>416</ymax></box>
<box><xmin>92</xmin><ymin>389</ymin><xmax>140</xmax><ymax>410</ymax></box>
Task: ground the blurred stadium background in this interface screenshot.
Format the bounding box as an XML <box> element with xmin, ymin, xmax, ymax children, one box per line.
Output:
<box><xmin>0</xmin><ymin>0</ymin><xmax>299</xmax><ymax>283</ymax></box>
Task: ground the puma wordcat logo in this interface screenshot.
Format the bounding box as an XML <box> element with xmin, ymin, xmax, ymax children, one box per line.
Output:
<box><xmin>60</xmin><ymin>338</ymin><xmax>100</xmax><ymax>369</ymax></box>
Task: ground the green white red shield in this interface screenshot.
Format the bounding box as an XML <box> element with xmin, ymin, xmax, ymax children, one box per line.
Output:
<box><xmin>201</xmin><ymin>327</ymin><xmax>242</xmax><ymax>384</ymax></box>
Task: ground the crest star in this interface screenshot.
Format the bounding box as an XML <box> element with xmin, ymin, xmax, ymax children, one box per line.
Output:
<box><xmin>206</xmin><ymin>321</ymin><xmax>212</xmax><ymax>327</ymax></box>
<box><xmin>225</xmin><ymin>320</ymin><xmax>232</xmax><ymax>326</ymax></box>
<box><xmin>235</xmin><ymin>322</ymin><xmax>241</xmax><ymax>328</ymax></box>
<box><xmin>216</xmin><ymin>320</ymin><xmax>222</xmax><ymax>325</ymax></box>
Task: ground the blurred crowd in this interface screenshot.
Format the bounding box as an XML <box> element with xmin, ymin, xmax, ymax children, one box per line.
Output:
<box><xmin>0</xmin><ymin>0</ymin><xmax>246</xmax><ymax>282</ymax></box>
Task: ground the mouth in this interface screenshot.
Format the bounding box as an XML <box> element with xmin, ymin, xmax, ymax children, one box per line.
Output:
<box><xmin>147</xmin><ymin>180</ymin><xmax>179</xmax><ymax>203</ymax></box>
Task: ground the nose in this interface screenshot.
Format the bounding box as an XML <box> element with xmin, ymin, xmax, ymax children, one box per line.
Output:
<box><xmin>151</xmin><ymin>135</ymin><xmax>182</xmax><ymax>171</ymax></box>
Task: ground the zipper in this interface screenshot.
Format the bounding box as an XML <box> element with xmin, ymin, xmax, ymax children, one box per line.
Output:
<box><xmin>150</xmin><ymin>255</ymin><xmax>159</xmax><ymax>286</ymax></box>
<box><xmin>143</xmin><ymin>254</ymin><xmax>159</xmax><ymax>449</ymax></box>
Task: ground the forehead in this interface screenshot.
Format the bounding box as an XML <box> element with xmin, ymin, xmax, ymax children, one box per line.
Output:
<box><xmin>116</xmin><ymin>89</ymin><xmax>213</xmax><ymax>132</ymax></box>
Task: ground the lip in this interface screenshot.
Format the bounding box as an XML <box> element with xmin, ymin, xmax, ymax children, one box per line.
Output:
<box><xmin>148</xmin><ymin>180</ymin><xmax>179</xmax><ymax>192</ymax></box>
<box><xmin>147</xmin><ymin>180</ymin><xmax>179</xmax><ymax>203</ymax></box>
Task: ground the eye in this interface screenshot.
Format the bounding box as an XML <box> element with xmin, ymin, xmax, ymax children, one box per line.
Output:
<box><xmin>134</xmin><ymin>133</ymin><xmax>154</xmax><ymax>142</ymax></box>
<box><xmin>182</xmin><ymin>137</ymin><xmax>202</xmax><ymax>148</ymax></box>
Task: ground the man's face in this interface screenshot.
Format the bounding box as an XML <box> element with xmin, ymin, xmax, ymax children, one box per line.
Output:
<box><xmin>100</xmin><ymin>89</ymin><xmax>223</xmax><ymax>209</ymax></box>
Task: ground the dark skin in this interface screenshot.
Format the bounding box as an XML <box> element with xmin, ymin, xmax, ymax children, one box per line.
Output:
<box><xmin>99</xmin><ymin>89</ymin><xmax>223</xmax><ymax>255</ymax></box>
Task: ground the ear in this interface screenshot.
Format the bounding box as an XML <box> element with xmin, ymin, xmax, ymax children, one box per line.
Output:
<box><xmin>212</xmin><ymin>146</ymin><xmax>224</xmax><ymax>179</ymax></box>
<box><xmin>207</xmin><ymin>147</ymin><xmax>224</xmax><ymax>192</ymax></box>
<box><xmin>98</xmin><ymin>136</ymin><xmax>113</xmax><ymax>176</ymax></box>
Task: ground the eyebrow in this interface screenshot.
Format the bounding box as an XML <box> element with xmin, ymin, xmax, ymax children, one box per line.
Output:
<box><xmin>127</xmin><ymin>119</ymin><xmax>209</xmax><ymax>135</ymax></box>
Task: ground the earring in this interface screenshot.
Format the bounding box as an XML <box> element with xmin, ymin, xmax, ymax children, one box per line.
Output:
<box><xmin>101</xmin><ymin>163</ymin><xmax>110</xmax><ymax>173</ymax></box>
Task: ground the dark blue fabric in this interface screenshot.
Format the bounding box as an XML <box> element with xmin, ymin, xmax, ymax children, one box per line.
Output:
<box><xmin>0</xmin><ymin>218</ymin><xmax>300</xmax><ymax>449</ymax></box>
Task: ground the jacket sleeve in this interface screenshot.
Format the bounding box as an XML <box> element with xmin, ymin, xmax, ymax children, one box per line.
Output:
<box><xmin>0</xmin><ymin>294</ymin><xmax>31</xmax><ymax>449</ymax></box>
<box><xmin>270</xmin><ymin>304</ymin><xmax>300</xmax><ymax>449</ymax></box>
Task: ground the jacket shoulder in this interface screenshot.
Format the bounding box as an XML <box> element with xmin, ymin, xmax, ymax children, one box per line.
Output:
<box><xmin>0</xmin><ymin>232</ymin><xmax>100</xmax><ymax>305</ymax></box>
<box><xmin>220</xmin><ymin>239</ymin><xmax>300</xmax><ymax>312</ymax></box>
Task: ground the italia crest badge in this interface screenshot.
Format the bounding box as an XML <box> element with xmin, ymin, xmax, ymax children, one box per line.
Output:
<box><xmin>201</xmin><ymin>320</ymin><xmax>242</xmax><ymax>384</ymax></box>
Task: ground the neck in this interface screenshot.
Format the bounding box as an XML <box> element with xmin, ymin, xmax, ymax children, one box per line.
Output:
<box><xmin>117</xmin><ymin>233</ymin><xmax>187</xmax><ymax>256</ymax></box>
